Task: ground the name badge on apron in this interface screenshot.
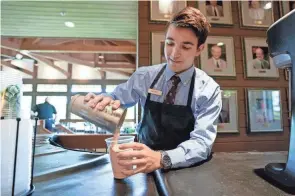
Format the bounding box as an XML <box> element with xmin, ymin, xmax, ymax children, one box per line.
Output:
<box><xmin>148</xmin><ymin>88</ymin><xmax>162</xmax><ymax>96</ymax></box>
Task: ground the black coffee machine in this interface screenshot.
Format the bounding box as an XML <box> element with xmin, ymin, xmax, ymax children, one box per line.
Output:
<box><xmin>259</xmin><ymin>10</ymin><xmax>295</xmax><ymax>193</ymax></box>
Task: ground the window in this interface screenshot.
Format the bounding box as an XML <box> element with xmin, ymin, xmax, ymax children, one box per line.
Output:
<box><xmin>21</xmin><ymin>96</ymin><xmax>32</xmax><ymax>118</ymax></box>
<box><xmin>105</xmin><ymin>85</ymin><xmax>117</xmax><ymax>93</ymax></box>
<box><xmin>22</xmin><ymin>96</ymin><xmax>32</xmax><ymax>109</ymax></box>
<box><xmin>37</xmin><ymin>84</ymin><xmax>67</xmax><ymax>92</ymax></box>
<box><xmin>71</xmin><ymin>85</ymin><xmax>101</xmax><ymax>93</ymax></box>
<box><xmin>70</xmin><ymin>113</ymin><xmax>82</xmax><ymax>119</ymax></box>
<box><xmin>36</xmin><ymin>96</ymin><xmax>67</xmax><ymax>119</ymax></box>
<box><xmin>106</xmin><ymin>85</ymin><xmax>135</xmax><ymax>121</ymax></box>
<box><xmin>126</xmin><ymin>106</ymin><xmax>135</xmax><ymax>120</ymax></box>
<box><xmin>23</xmin><ymin>84</ymin><xmax>33</xmax><ymax>92</ymax></box>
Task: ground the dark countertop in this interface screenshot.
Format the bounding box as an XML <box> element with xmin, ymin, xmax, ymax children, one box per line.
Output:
<box><xmin>33</xmin><ymin>155</ymin><xmax>157</xmax><ymax>196</ymax></box>
<box><xmin>33</xmin><ymin>151</ymin><xmax>293</xmax><ymax>196</ymax></box>
<box><xmin>163</xmin><ymin>152</ymin><xmax>292</xmax><ymax>196</ymax></box>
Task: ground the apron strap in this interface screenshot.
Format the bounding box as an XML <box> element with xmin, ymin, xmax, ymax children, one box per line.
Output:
<box><xmin>187</xmin><ymin>68</ymin><xmax>196</xmax><ymax>106</ymax></box>
<box><xmin>147</xmin><ymin>64</ymin><xmax>166</xmax><ymax>101</ymax></box>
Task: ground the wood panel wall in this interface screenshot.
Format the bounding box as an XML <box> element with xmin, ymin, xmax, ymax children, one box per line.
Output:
<box><xmin>138</xmin><ymin>1</ymin><xmax>290</xmax><ymax>152</ymax></box>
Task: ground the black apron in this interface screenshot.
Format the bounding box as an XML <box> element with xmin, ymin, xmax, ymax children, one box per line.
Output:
<box><xmin>138</xmin><ymin>65</ymin><xmax>196</xmax><ymax>151</ymax></box>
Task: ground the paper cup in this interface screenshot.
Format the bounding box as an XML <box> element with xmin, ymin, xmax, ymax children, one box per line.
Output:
<box><xmin>105</xmin><ymin>136</ymin><xmax>135</xmax><ymax>179</ymax></box>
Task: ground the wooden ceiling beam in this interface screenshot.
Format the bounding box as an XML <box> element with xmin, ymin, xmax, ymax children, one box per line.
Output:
<box><xmin>121</xmin><ymin>54</ymin><xmax>135</xmax><ymax>64</ymax></box>
<box><xmin>100</xmin><ymin>68</ymin><xmax>132</xmax><ymax>77</ymax></box>
<box><xmin>33</xmin><ymin>52</ymin><xmax>135</xmax><ymax>69</ymax></box>
<box><xmin>51</xmin><ymin>39</ymin><xmax>78</xmax><ymax>46</ymax></box>
<box><xmin>1</xmin><ymin>38</ymin><xmax>22</xmax><ymax>51</ymax></box>
<box><xmin>18</xmin><ymin>38</ymin><xmax>136</xmax><ymax>54</ymax></box>
<box><xmin>27</xmin><ymin>38</ymin><xmax>77</xmax><ymax>46</ymax></box>
<box><xmin>33</xmin><ymin>53</ymin><xmax>95</xmax><ymax>68</ymax></box>
<box><xmin>128</xmin><ymin>40</ymin><xmax>137</xmax><ymax>45</ymax></box>
<box><xmin>99</xmin><ymin>41</ymin><xmax>135</xmax><ymax>64</ymax></box>
<box><xmin>32</xmin><ymin>38</ymin><xmax>42</xmax><ymax>45</ymax></box>
<box><xmin>99</xmin><ymin>70</ymin><xmax>106</xmax><ymax>79</ymax></box>
<box><xmin>1</xmin><ymin>47</ymin><xmax>18</xmax><ymax>58</ymax></box>
<box><xmin>27</xmin><ymin>53</ymin><xmax>70</xmax><ymax>77</ymax></box>
<box><xmin>101</xmin><ymin>40</ymin><xmax>109</xmax><ymax>46</ymax></box>
<box><xmin>1</xmin><ymin>60</ymin><xmax>33</xmax><ymax>76</ymax></box>
<box><xmin>1</xmin><ymin>47</ymin><xmax>36</xmax><ymax>63</ymax></box>
<box><xmin>106</xmin><ymin>40</ymin><xmax>118</xmax><ymax>46</ymax></box>
<box><xmin>96</xmin><ymin>63</ymin><xmax>135</xmax><ymax>69</ymax></box>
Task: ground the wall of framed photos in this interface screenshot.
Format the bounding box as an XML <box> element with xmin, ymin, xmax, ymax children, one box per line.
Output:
<box><xmin>138</xmin><ymin>1</ymin><xmax>291</xmax><ymax>152</ymax></box>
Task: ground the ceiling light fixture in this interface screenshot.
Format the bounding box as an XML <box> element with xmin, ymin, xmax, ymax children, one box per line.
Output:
<box><xmin>65</xmin><ymin>21</ymin><xmax>75</xmax><ymax>28</ymax></box>
<box><xmin>15</xmin><ymin>54</ymin><xmax>23</xmax><ymax>60</ymax></box>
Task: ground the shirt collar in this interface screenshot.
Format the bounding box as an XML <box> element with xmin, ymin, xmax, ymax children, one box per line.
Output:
<box><xmin>164</xmin><ymin>64</ymin><xmax>195</xmax><ymax>86</ymax></box>
<box><xmin>213</xmin><ymin>58</ymin><xmax>220</xmax><ymax>63</ymax></box>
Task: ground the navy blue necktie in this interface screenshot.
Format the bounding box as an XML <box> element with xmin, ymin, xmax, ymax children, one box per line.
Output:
<box><xmin>164</xmin><ymin>75</ymin><xmax>181</xmax><ymax>104</ymax></box>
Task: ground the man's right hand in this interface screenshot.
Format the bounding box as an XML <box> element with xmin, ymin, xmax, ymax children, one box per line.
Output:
<box><xmin>84</xmin><ymin>93</ymin><xmax>121</xmax><ymax>111</ymax></box>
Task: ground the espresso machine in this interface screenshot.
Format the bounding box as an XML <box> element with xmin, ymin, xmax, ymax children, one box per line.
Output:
<box><xmin>258</xmin><ymin>9</ymin><xmax>295</xmax><ymax>192</ymax></box>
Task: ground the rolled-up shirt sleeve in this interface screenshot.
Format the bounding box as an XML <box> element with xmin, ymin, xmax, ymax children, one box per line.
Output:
<box><xmin>166</xmin><ymin>83</ymin><xmax>222</xmax><ymax>169</ymax></box>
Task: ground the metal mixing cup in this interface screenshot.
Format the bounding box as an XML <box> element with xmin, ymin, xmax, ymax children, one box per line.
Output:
<box><xmin>69</xmin><ymin>94</ymin><xmax>127</xmax><ymax>134</ymax></box>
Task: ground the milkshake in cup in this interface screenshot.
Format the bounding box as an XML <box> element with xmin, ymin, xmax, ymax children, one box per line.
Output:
<box><xmin>105</xmin><ymin>135</ymin><xmax>135</xmax><ymax>179</ymax></box>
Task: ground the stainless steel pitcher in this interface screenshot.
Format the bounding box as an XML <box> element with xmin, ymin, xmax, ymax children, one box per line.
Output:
<box><xmin>69</xmin><ymin>94</ymin><xmax>127</xmax><ymax>133</ymax></box>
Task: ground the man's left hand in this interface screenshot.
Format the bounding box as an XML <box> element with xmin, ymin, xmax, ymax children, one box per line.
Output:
<box><xmin>116</xmin><ymin>142</ymin><xmax>162</xmax><ymax>176</ymax></box>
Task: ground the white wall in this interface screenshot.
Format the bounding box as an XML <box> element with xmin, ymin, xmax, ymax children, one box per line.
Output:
<box><xmin>72</xmin><ymin>64</ymin><xmax>102</xmax><ymax>79</ymax></box>
<box><xmin>105</xmin><ymin>71</ymin><xmax>130</xmax><ymax>80</ymax></box>
<box><xmin>37</xmin><ymin>61</ymin><xmax>68</xmax><ymax>79</ymax></box>
<box><xmin>2</xmin><ymin>58</ymin><xmax>34</xmax><ymax>79</ymax></box>
<box><xmin>5</xmin><ymin>59</ymin><xmax>132</xmax><ymax>80</ymax></box>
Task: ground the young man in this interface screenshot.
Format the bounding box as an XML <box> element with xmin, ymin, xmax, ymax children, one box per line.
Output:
<box><xmin>85</xmin><ymin>7</ymin><xmax>221</xmax><ymax>176</ymax></box>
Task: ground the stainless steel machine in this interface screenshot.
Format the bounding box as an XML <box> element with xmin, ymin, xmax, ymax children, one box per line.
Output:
<box><xmin>258</xmin><ymin>9</ymin><xmax>295</xmax><ymax>193</ymax></box>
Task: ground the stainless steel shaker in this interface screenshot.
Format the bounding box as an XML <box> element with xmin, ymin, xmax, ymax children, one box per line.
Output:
<box><xmin>69</xmin><ymin>94</ymin><xmax>127</xmax><ymax>133</ymax></box>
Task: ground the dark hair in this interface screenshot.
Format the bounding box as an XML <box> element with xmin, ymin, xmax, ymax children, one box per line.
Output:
<box><xmin>168</xmin><ymin>6</ymin><xmax>211</xmax><ymax>47</ymax></box>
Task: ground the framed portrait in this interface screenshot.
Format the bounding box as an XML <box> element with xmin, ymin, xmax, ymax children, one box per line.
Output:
<box><xmin>197</xmin><ymin>1</ymin><xmax>233</xmax><ymax>25</ymax></box>
<box><xmin>200</xmin><ymin>36</ymin><xmax>236</xmax><ymax>77</ymax></box>
<box><xmin>279</xmin><ymin>1</ymin><xmax>295</xmax><ymax>17</ymax></box>
<box><xmin>246</xmin><ymin>89</ymin><xmax>283</xmax><ymax>133</ymax></box>
<box><xmin>243</xmin><ymin>37</ymin><xmax>279</xmax><ymax>78</ymax></box>
<box><xmin>217</xmin><ymin>90</ymin><xmax>239</xmax><ymax>133</ymax></box>
<box><xmin>239</xmin><ymin>1</ymin><xmax>274</xmax><ymax>29</ymax></box>
<box><xmin>150</xmin><ymin>0</ymin><xmax>187</xmax><ymax>23</ymax></box>
<box><xmin>151</xmin><ymin>32</ymin><xmax>166</xmax><ymax>65</ymax></box>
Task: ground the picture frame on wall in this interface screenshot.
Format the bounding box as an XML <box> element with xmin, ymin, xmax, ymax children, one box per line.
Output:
<box><xmin>239</xmin><ymin>1</ymin><xmax>274</xmax><ymax>29</ymax></box>
<box><xmin>243</xmin><ymin>37</ymin><xmax>279</xmax><ymax>78</ymax></box>
<box><xmin>149</xmin><ymin>0</ymin><xmax>187</xmax><ymax>23</ymax></box>
<box><xmin>217</xmin><ymin>90</ymin><xmax>239</xmax><ymax>133</ymax></box>
<box><xmin>197</xmin><ymin>1</ymin><xmax>233</xmax><ymax>25</ymax></box>
<box><xmin>200</xmin><ymin>36</ymin><xmax>236</xmax><ymax>77</ymax></box>
<box><xmin>286</xmin><ymin>88</ymin><xmax>291</xmax><ymax>119</ymax></box>
<box><xmin>279</xmin><ymin>1</ymin><xmax>295</xmax><ymax>17</ymax></box>
<box><xmin>285</xmin><ymin>69</ymin><xmax>290</xmax><ymax>81</ymax></box>
<box><xmin>246</xmin><ymin>89</ymin><xmax>283</xmax><ymax>133</ymax></box>
<box><xmin>151</xmin><ymin>32</ymin><xmax>166</xmax><ymax>65</ymax></box>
